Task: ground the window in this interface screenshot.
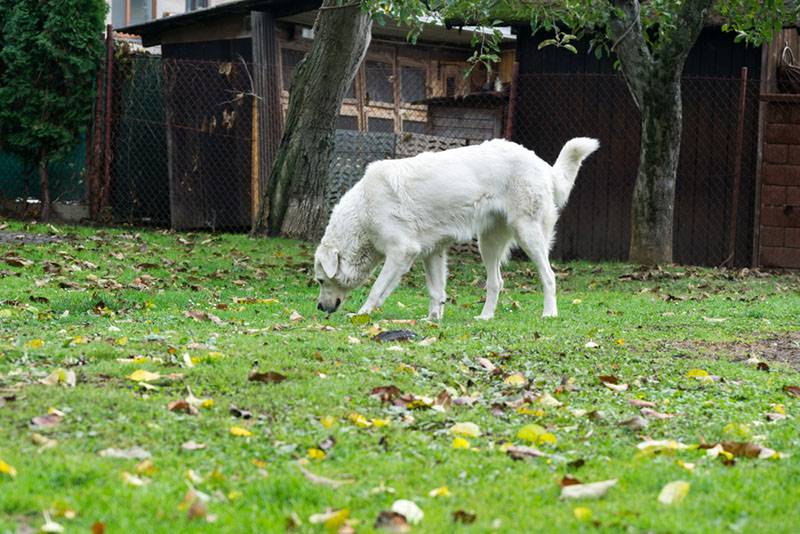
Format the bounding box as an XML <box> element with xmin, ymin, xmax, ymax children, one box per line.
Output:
<box><xmin>402</xmin><ymin>120</ymin><xmax>426</xmax><ymax>134</ymax></box>
<box><xmin>281</xmin><ymin>48</ymin><xmax>306</xmax><ymax>91</ymax></box>
<box><xmin>112</xmin><ymin>0</ymin><xmax>154</xmax><ymax>27</ymax></box>
<box><xmin>446</xmin><ymin>77</ymin><xmax>456</xmax><ymax>97</ymax></box>
<box><xmin>401</xmin><ymin>66</ymin><xmax>426</xmax><ymax>103</ymax></box>
<box><xmin>365</xmin><ymin>61</ymin><xmax>394</xmax><ymax>104</ymax></box>
<box><xmin>185</xmin><ymin>0</ymin><xmax>209</xmax><ymax>11</ymax></box>
<box><xmin>368</xmin><ymin>117</ymin><xmax>394</xmax><ymax>133</ymax></box>
<box><xmin>336</xmin><ymin>115</ymin><xmax>359</xmax><ymax>131</ymax></box>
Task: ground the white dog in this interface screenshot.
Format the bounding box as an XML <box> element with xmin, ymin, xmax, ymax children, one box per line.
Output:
<box><xmin>314</xmin><ymin>137</ymin><xmax>599</xmax><ymax>320</ymax></box>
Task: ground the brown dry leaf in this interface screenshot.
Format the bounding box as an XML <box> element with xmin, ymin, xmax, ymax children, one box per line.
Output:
<box><xmin>477</xmin><ymin>357</ymin><xmax>496</xmax><ymax>371</ymax></box>
<box><xmin>620</xmin><ymin>416</ymin><xmax>648</xmax><ymax>430</ymax></box>
<box><xmin>30</xmin><ymin>413</ymin><xmax>63</xmax><ymax>429</ymax></box>
<box><xmin>505</xmin><ymin>445</ymin><xmax>547</xmax><ymax>461</ymax></box>
<box><xmin>289</xmin><ymin>310</ymin><xmax>304</xmax><ymax>322</ymax></box>
<box><xmin>91</xmin><ymin>522</ymin><xmax>106</xmax><ymax>534</ymax></box>
<box><xmin>641</xmin><ymin>408</ymin><xmax>675</xmax><ymax>419</ymax></box>
<box><xmin>168</xmin><ymin>399</ymin><xmax>199</xmax><ymax>415</ymax></box>
<box><xmin>628</xmin><ymin>398</ymin><xmax>656</xmax><ymax>408</ymax></box>
<box><xmin>40</xmin><ymin>369</ymin><xmax>76</xmax><ymax>388</ymax></box>
<box><xmin>184</xmin><ymin>310</ymin><xmax>223</xmax><ymax>325</ymax></box>
<box><xmin>370</xmin><ymin>385</ymin><xmax>403</xmax><ymax>404</ymax></box>
<box><xmin>783</xmin><ymin>385</ymin><xmax>800</xmax><ymax>398</ymax></box>
<box><xmin>452</xmin><ymin>510</ymin><xmax>477</xmax><ymax>524</ymax></box>
<box><xmin>433</xmin><ymin>390</ymin><xmax>452</xmax><ymax>411</ymax></box>
<box><xmin>248</xmin><ymin>370</ymin><xmax>287</xmax><ymax>384</ymax></box>
<box><xmin>560</xmin><ymin>475</ymin><xmax>582</xmax><ymax>487</ymax></box>
<box><xmin>374</xmin><ymin>511</ymin><xmax>410</xmax><ymax>532</ymax></box>
<box><xmin>4</xmin><ymin>256</ymin><xmax>33</xmax><ymax>268</ymax></box>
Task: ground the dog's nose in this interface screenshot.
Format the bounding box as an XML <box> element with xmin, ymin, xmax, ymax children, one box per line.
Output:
<box><xmin>317</xmin><ymin>302</ymin><xmax>324</xmax><ymax>311</ymax></box>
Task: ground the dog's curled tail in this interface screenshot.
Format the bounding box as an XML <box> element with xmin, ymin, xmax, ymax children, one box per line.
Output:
<box><xmin>552</xmin><ymin>137</ymin><xmax>600</xmax><ymax>209</ymax></box>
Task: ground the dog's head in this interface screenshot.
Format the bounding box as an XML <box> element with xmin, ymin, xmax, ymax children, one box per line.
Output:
<box><xmin>314</xmin><ymin>244</ymin><xmax>351</xmax><ymax>314</ymax></box>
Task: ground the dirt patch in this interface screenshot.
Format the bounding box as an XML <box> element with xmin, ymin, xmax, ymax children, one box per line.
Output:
<box><xmin>0</xmin><ymin>231</ymin><xmax>62</xmax><ymax>245</ymax></box>
<box><xmin>668</xmin><ymin>332</ymin><xmax>800</xmax><ymax>370</ymax></box>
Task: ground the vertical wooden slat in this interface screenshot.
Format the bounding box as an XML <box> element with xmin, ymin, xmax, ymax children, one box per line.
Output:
<box><xmin>251</xmin><ymin>11</ymin><xmax>283</xmax><ymax>229</ymax></box>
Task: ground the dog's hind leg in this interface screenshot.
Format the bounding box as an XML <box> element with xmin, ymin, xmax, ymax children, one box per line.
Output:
<box><xmin>513</xmin><ymin>224</ymin><xmax>557</xmax><ymax>317</ymax></box>
<box><xmin>357</xmin><ymin>250</ymin><xmax>417</xmax><ymax>315</ymax></box>
<box><xmin>476</xmin><ymin>224</ymin><xmax>513</xmax><ymax>320</ymax></box>
<box><xmin>423</xmin><ymin>247</ymin><xmax>448</xmax><ymax>320</ymax></box>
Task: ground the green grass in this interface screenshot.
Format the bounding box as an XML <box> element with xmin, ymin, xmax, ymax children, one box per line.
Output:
<box><xmin>1</xmin><ymin>219</ymin><xmax>799</xmax><ymax>533</ymax></box>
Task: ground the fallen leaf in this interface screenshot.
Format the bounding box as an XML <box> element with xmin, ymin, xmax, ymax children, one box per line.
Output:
<box><xmin>30</xmin><ymin>413</ymin><xmax>63</xmax><ymax>429</ymax></box>
<box><xmin>658</xmin><ymin>480</ymin><xmax>690</xmax><ymax>505</ymax></box>
<box><xmin>168</xmin><ymin>399</ymin><xmax>199</xmax><ymax>415</ymax></box>
<box><xmin>40</xmin><ymin>369</ymin><xmax>76</xmax><ymax>388</ymax></box>
<box><xmin>297</xmin><ymin>462</ymin><xmax>352</xmax><ymax>488</ymax></box>
<box><xmin>584</xmin><ymin>340</ymin><xmax>600</xmax><ymax>349</ymax></box>
<box><xmin>477</xmin><ymin>357</ymin><xmax>496</xmax><ymax>371</ymax></box>
<box><xmin>98</xmin><ymin>446</ymin><xmax>151</xmax><ymax>460</ymax></box>
<box><xmin>636</xmin><ymin>440</ymin><xmax>689</xmax><ymax>455</ymax></box>
<box><xmin>560</xmin><ymin>479</ymin><xmax>617</xmax><ymax>500</ymax></box>
<box><xmin>517</xmin><ymin>424</ymin><xmax>557</xmax><ymax>445</ymax></box>
<box><xmin>391</xmin><ymin>500</ymin><xmax>423</xmax><ymax>525</ymax></box>
<box><xmin>783</xmin><ymin>385</ymin><xmax>800</xmax><ymax>398</ymax></box>
<box><xmin>620</xmin><ymin>416</ymin><xmax>648</xmax><ymax>430</ymax></box>
<box><xmin>184</xmin><ymin>310</ymin><xmax>223</xmax><ymax>324</ymax></box>
<box><xmin>289</xmin><ymin>310</ymin><xmax>303</xmax><ymax>322</ymax></box>
<box><xmin>428</xmin><ymin>486</ymin><xmax>451</xmax><ymax>497</ymax></box>
<box><xmin>505</xmin><ymin>445</ymin><xmax>546</xmax><ymax>461</ymax></box>
<box><xmin>504</xmin><ymin>372</ymin><xmax>527</xmax><ymax>387</ymax></box>
<box><xmin>182</xmin><ymin>441</ymin><xmax>207</xmax><ymax>451</ymax></box>
<box><xmin>127</xmin><ymin>370</ymin><xmax>161</xmax><ymax>383</ymax></box>
<box><xmin>40</xmin><ymin>511</ymin><xmax>64</xmax><ymax>533</ymax></box>
<box><xmin>573</xmin><ymin>507</ymin><xmax>593</xmax><ymax>522</ymax></box>
<box><xmin>599</xmin><ymin>375</ymin><xmax>628</xmax><ymax>392</ymax></box>
<box><xmin>0</xmin><ymin>459</ymin><xmax>16</xmax><ymax>477</ymax></box>
<box><xmin>628</xmin><ymin>398</ymin><xmax>656</xmax><ymax>408</ymax></box>
<box><xmin>641</xmin><ymin>408</ymin><xmax>675</xmax><ymax>419</ymax></box>
<box><xmin>31</xmin><ymin>433</ymin><xmax>58</xmax><ymax>450</ymax></box>
<box><xmin>418</xmin><ymin>336</ymin><xmax>437</xmax><ymax>346</ymax></box>
<box><xmin>248</xmin><ymin>370</ymin><xmax>287</xmax><ymax>384</ymax></box>
<box><xmin>560</xmin><ymin>475</ymin><xmax>582</xmax><ymax>487</ymax></box>
<box><xmin>536</xmin><ymin>392</ymin><xmax>562</xmax><ymax>408</ymax></box>
<box><xmin>449</xmin><ymin>422</ymin><xmax>481</xmax><ymax>438</ymax></box>
<box><xmin>374</xmin><ymin>511</ymin><xmax>410</xmax><ymax>532</ymax></box>
<box><xmin>229</xmin><ymin>426</ymin><xmax>252</xmax><ymax>437</ymax></box>
<box><xmin>229</xmin><ymin>405</ymin><xmax>253</xmax><ymax>419</ymax></box>
<box><xmin>122</xmin><ymin>471</ymin><xmax>150</xmax><ymax>487</ymax></box>
<box><xmin>307</xmin><ymin>448</ymin><xmax>326</xmax><ymax>460</ymax></box>
<box><xmin>452</xmin><ymin>437</ymin><xmax>470</xmax><ymax>449</ymax></box>
<box><xmin>452</xmin><ymin>509</ymin><xmax>476</xmax><ymax>524</ymax></box>
<box><xmin>309</xmin><ymin>508</ymin><xmax>350</xmax><ymax>530</ymax></box>
<box><xmin>91</xmin><ymin>522</ymin><xmax>105</xmax><ymax>534</ymax></box>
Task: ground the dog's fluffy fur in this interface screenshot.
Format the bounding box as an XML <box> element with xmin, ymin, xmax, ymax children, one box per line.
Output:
<box><xmin>314</xmin><ymin>137</ymin><xmax>599</xmax><ymax>320</ymax></box>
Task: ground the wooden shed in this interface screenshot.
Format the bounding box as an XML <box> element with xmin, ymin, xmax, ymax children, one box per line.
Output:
<box><xmin>119</xmin><ymin>1</ymin><xmax>516</xmax><ymax>230</ymax></box>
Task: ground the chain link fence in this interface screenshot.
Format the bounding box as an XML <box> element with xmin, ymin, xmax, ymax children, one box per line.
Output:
<box><xmin>88</xmin><ymin>53</ymin><xmax>770</xmax><ymax>266</ymax></box>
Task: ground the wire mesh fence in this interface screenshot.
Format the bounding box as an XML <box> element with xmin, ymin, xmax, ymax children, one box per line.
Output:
<box><xmin>87</xmin><ymin>53</ymin><xmax>779</xmax><ymax>266</ymax></box>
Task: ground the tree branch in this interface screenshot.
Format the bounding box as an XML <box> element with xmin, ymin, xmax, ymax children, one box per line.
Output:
<box><xmin>654</xmin><ymin>0</ymin><xmax>715</xmax><ymax>69</ymax></box>
<box><xmin>607</xmin><ymin>0</ymin><xmax>650</xmax><ymax>109</ymax></box>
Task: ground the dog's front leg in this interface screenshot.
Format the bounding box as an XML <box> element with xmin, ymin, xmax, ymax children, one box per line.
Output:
<box><xmin>357</xmin><ymin>252</ymin><xmax>416</xmax><ymax>315</ymax></box>
<box><xmin>422</xmin><ymin>249</ymin><xmax>447</xmax><ymax>320</ymax></box>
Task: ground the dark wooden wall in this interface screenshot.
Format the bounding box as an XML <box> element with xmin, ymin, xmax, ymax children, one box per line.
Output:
<box><xmin>513</xmin><ymin>27</ymin><xmax>763</xmax><ymax>266</ymax></box>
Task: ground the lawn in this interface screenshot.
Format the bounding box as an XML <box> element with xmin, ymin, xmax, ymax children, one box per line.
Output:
<box><xmin>1</xmin><ymin>219</ymin><xmax>799</xmax><ymax>533</ymax></box>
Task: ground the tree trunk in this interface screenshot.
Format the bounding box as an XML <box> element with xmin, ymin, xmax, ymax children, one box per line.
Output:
<box><xmin>628</xmin><ymin>78</ymin><xmax>683</xmax><ymax>264</ymax></box>
<box><xmin>252</xmin><ymin>1</ymin><xmax>371</xmax><ymax>239</ymax></box>
<box><xmin>38</xmin><ymin>159</ymin><xmax>51</xmax><ymax>221</ymax></box>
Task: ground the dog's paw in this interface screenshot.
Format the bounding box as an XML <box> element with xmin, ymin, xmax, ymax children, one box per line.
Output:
<box><xmin>541</xmin><ymin>311</ymin><xmax>558</xmax><ymax>318</ymax></box>
<box><xmin>473</xmin><ymin>314</ymin><xmax>494</xmax><ymax>321</ymax></box>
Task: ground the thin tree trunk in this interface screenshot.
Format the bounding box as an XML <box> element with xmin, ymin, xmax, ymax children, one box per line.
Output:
<box><xmin>629</xmin><ymin>79</ymin><xmax>682</xmax><ymax>264</ymax></box>
<box><xmin>38</xmin><ymin>159</ymin><xmax>51</xmax><ymax>221</ymax></box>
<box><xmin>252</xmin><ymin>1</ymin><xmax>371</xmax><ymax>239</ymax></box>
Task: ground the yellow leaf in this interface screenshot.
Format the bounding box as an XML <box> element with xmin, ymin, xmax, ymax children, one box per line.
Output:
<box><xmin>516</xmin><ymin>407</ymin><xmax>545</xmax><ymax>416</ymax></box>
<box><xmin>26</xmin><ymin>338</ymin><xmax>44</xmax><ymax>349</ymax></box>
<box><xmin>320</xmin><ymin>415</ymin><xmax>336</xmax><ymax>429</ymax></box>
<box><xmin>504</xmin><ymin>372</ymin><xmax>526</xmax><ymax>387</ymax></box>
<box><xmin>573</xmin><ymin>507</ymin><xmax>593</xmax><ymax>521</ymax></box>
<box><xmin>200</xmin><ymin>399</ymin><xmax>215</xmax><ymax>409</ymax></box>
<box><xmin>127</xmin><ymin>370</ymin><xmax>161</xmax><ymax>382</ymax></box>
<box><xmin>452</xmin><ymin>437</ymin><xmax>470</xmax><ymax>449</ymax></box>
<box><xmin>723</xmin><ymin>422</ymin><xmax>752</xmax><ymax>439</ymax></box>
<box><xmin>616</xmin><ymin>338</ymin><xmax>625</xmax><ymax>346</ymax></box>
<box><xmin>517</xmin><ymin>424</ymin><xmax>557</xmax><ymax>445</ymax></box>
<box><xmin>252</xmin><ymin>459</ymin><xmax>267</xmax><ymax>469</ymax></box>
<box><xmin>230</xmin><ymin>426</ymin><xmax>252</xmax><ymax>437</ymax></box>
<box><xmin>348</xmin><ymin>412</ymin><xmax>371</xmax><ymax>428</ymax></box>
<box><xmin>116</xmin><ymin>337</ymin><xmax>129</xmax><ymax>346</ymax></box>
<box><xmin>307</xmin><ymin>448</ymin><xmax>326</xmax><ymax>460</ymax></box>
<box><xmin>350</xmin><ymin>313</ymin><xmax>371</xmax><ymax>326</ymax></box>
<box><xmin>323</xmin><ymin>508</ymin><xmax>350</xmax><ymax>530</ymax></box>
<box><xmin>686</xmin><ymin>368</ymin><xmax>709</xmax><ymax>378</ymax></box>
<box><xmin>428</xmin><ymin>486</ymin><xmax>451</xmax><ymax>497</ymax></box>
<box><xmin>450</xmin><ymin>422</ymin><xmax>481</xmax><ymax>437</ymax></box>
<box><xmin>371</xmin><ymin>418</ymin><xmax>389</xmax><ymax>428</ymax></box>
<box><xmin>658</xmin><ymin>480</ymin><xmax>690</xmax><ymax>505</ymax></box>
<box><xmin>0</xmin><ymin>459</ymin><xmax>16</xmax><ymax>477</ymax></box>
<box><xmin>71</xmin><ymin>336</ymin><xmax>88</xmax><ymax>345</ymax></box>
<box><xmin>677</xmin><ymin>460</ymin><xmax>695</xmax><ymax>471</ymax></box>
<box><xmin>772</xmin><ymin>403</ymin><xmax>786</xmax><ymax>415</ymax></box>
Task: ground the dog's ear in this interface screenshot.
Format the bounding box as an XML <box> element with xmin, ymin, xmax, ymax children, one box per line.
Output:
<box><xmin>318</xmin><ymin>246</ymin><xmax>339</xmax><ymax>279</ymax></box>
